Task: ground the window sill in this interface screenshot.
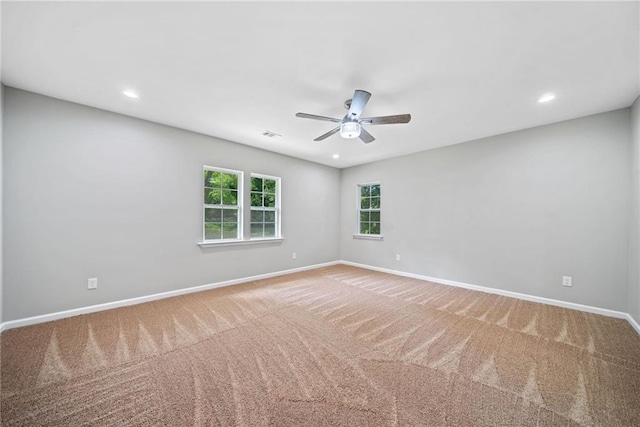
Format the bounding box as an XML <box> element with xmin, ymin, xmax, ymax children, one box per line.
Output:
<box><xmin>198</xmin><ymin>237</ymin><xmax>284</xmax><ymax>248</ymax></box>
<box><xmin>352</xmin><ymin>234</ymin><xmax>384</xmax><ymax>241</ymax></box>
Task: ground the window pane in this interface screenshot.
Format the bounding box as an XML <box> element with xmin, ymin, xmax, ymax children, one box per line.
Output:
<box><xmin>264</xmin><ymin>223</ymin><xmax>276</xmax><ymax>237</ymax></box>
<box><xmin>222</xmin><ymin>209</ymin><xmax>237</xmax><ymax>223</ymax></box>
<box><xmin>222</xmin><ymin>173</ymin><xmax>238</xmax><ymax>190</ymax></box>
<box><xmin>360</xmin><ymin>222</ymin><xmax>370</xmax><ymax>234</ymax></box>
<box><xmin>251</xmin><ymin>192</ymin><xmax>262</xmax><ymax>207</ymax></box>
<box><xmin>249</xmin><ymin>175</ymin><xmax>279</xmax><ymax>238</ymax></box>
<box><xmin>250</xmin><ymin>223</ymin><xmax>264</xmax><ymax>238</ymax></box>
<box><xmin>251</xmin><ymin>210</ymin><xmax>264</xmax><ymax>222</ymax></box>
<box><xmin>205</xmin><ymin>188</ymin><xmax>221</xmax><ymax>205</ymax></box>
<box><xmin>357</xmin><ymin>183</ymin><xmax>380</xmax><ymax>236</ymax></box>
<box><xmin>222</xmin><ymin>190</ymin><xmax>238</xmax><ymax>205</ymax></box>
<box><xmin>222</xmin><ymin>223</ymin><xmax>238</xmax><ymax>239</ymax></box>
<box><xmin>204</xmin><ymin>223</ymin><xmax>222</xmax><ymax>240</ymax></box>
<box><xmin>264</xmin><ymin>179</ymin><xmax>276</xmax><ymax>194</ymax></box>
<box><xmin>371</xmin><ymin>222</ymin><xmax>380</xmax><ymax>235</ymax></box>
<box><xmin>203</xmin><ymin>168</ymin><xmax>244</xmax><ymax>241</ymax></box>
<box><xmin>264</xmin><ymin>194</ymin><xmax>276</xmax><ymax>208</ymax></box>
<box><xmin>205</xmin><ymin>208</ymin><xmax>222</xmax><ymax>222</ymax></box>
<box><xmin>204</xmin><ymin>170</ymin><xmax>221</xmax><ymax>188</ymax></box>
<box><xmin>251</xmin><ymin>177</ymin><xmax>263</xmax><ymax>192</ymax></box>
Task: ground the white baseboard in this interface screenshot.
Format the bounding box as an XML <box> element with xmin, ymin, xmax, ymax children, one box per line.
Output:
<box><xmin>627</xmin><ymin>313</ymin><xmax>640</xmax><ymax>335</ymax></box>
<box><xmin>2</xmin><ymin>260</ymin><xmax>638</xmax><ymax>336</ymax></box>
<box><xmin>339</xmin><ymin>261</ymin><xmax>630</xmax><ymax>320</ymax></box>
<box><xmin>0</xmin><ymin>261</ymin><xmax>339</xmax><ymax>332</ymax></box>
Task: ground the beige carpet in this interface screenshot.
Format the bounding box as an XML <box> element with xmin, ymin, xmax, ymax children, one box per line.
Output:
<box><xmin>1</xmin><ymin>265</ymin><xmax>639</xmax><ymax>426</ymax></box>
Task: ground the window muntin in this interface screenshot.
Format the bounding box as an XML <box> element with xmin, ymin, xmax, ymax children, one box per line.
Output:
<box><xmin>203</xmin><ymin>167</ymin><xmax>243</xmax><ymax>241</ymax></box>
<box><xmin>250</xmin><ymin>174</ymin><xmax>280</xmax><ymax>239</ymax></box>
<box><xmin>358</xmin><ymin>183</ymin><xmax>381</xmax><ymax>235</ymax></box>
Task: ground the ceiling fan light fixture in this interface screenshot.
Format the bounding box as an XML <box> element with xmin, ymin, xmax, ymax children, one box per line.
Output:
<box><xmin>340</xmin><ymin>122</ymin><xmax>361</xmax><ymax>139</ymax></box>
<box><xmin>296</xmin><ymin>89</ymin><xmax>411</xmax><ymax>143</ymax></box>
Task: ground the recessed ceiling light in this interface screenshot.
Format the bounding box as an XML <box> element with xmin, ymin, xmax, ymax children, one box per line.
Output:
<box><xmin>332</xmin><ymin>154</ymin><xmax>340</xmax><ymax>159</ymax></box>
<box><xmin>537</xmin><ymin>93</ymin><xmax>556</xmax><ymax>103</ymax></box>
<box><xmin>122</xmin><ymin>90</ymin><xmax>139</xmax><ymax>99</ymax></box>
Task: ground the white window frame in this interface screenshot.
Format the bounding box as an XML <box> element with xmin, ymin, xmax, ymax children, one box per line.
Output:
<box><xmin>202</xmin><ymin>166</ymin><xmax>244</xmax><ymax>242</ymax></box>
<box><xmin>250</xmin><ymin>173</ymin><xmax>281</xmax><ymax>240</ymax></box>
<box><xmin>354</xmin><ymin>181</ymin><xmax>383</xmax><ymax>240</ymax></box>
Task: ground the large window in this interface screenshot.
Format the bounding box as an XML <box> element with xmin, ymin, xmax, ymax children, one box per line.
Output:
<box><xmin>358</xmin><ymin>183</ymin><xmax>381</xmax><ymax>235</ymax></box>
<box><xmin>250</xmin><ymin>174</ymin><xmax>280</xmax><ymax>238</ymax></box>
<box><xmin>203</xmin><ymin>166</ymin><xmax>243</xmax><ymax>241</ymax></box>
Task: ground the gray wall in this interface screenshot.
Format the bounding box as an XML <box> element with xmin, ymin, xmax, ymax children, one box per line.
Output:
<box><xmin>3</xmin><ymin>88</ymin><xmax>341</xmax><ymax>321</ymax></box>
<box><xmin>341</xmin><ymin>110</ymin><xmax>631</xmax><ymax>312</ymax></box>
<box><xmin>2</xmin><ymin>86</ymin><xmax>636</xmax><ymax>322</ymax></box>
<box><xmin>0</xmin><ymin>6</ymin><xmax>3</xmax><ymax>326</ymax></box>
<box><xmin>0</xmin><ymin>84</ymin><xmax>3</xmax><ymax>324</ymax></box>
<box><xmin>630</xmin><ymin>97</ymin><xmax>640</xmax><ymax>323</ymax></box>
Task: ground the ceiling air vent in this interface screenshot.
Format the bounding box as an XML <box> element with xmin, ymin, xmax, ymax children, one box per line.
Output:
<box><xmin>262</xmin><ymin>130</ymin><xmax>282</xmax><ymax>138</ymax></box>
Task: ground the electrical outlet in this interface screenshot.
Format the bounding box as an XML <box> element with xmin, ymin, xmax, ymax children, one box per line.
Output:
<box><xmin>396</xmin><ymin>254</ymin><xmax>401</xmax><ymax>261</ymax></box>
<box><xmin>88</xmin><ymin>278</ymin><xmax>98</xmax><ymax>290</ymax></box>
<box><xmin>292</xmin><ymin>252</ymin><xmax>297</xmax><ymax>260</ymax></box>
<box><xmin>562</xmin><ymin>276</ymin><xmax>572</xmax><ymax>287</ymax></box>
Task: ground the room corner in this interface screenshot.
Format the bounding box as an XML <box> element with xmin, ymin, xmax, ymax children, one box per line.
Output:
<box><xmin>629</xmin><ymin>94</ymin><xmax>640</xmax><ymax>327</ymax></box>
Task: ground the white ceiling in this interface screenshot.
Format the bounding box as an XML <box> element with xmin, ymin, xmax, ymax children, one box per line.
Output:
<box><xmin>2</xmin><ymin>1</ymin><xmax>639</xmax><ymax>168</ymax></box>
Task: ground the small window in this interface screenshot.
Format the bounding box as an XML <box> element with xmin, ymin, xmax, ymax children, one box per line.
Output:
<box><xmin>203</xmin><ymin>166</ymin><xmax>243</xmax><ymax>241</ymax></box>
<box><xmin>250</xmin><ymin>174</ymin><xmax>281</xmax><ymax>239</ymax></box>
<box><xmin>358</xmin><ymin>183</ymin><xmax>381</xmax><ymax>235</ymax></box>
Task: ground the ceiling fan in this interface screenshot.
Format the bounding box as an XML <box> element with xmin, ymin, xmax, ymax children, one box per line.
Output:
<box><xmin>295</xmin><ymin>90</ymin><xmax>411</xmax><ymax>144</ymax></box>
